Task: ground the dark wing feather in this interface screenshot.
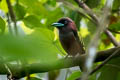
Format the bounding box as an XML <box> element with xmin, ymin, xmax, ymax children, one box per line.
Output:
<box><xmin>72</xmin><ymin>30</ymin><xmax>85</xmax><ymax>54</ymax></box>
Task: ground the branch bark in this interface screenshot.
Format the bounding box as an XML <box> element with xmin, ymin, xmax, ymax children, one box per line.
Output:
<box><xmin>74</xmin><ymin>0</ymin><xmax>99</xmax><ymax>23</ymax></box>
<box><xmin>104</xmin><ymin>30</ymin><xmax>119</xmax><ymax>46</ymax></box>
<box><xmin>74</xmin><ymin>0</ymin><xmax>119</xmax><ymax>47</ymax></box>
<box><xmin>6</xmin><ymin>0</ymin><xmax>18</xmax><ymax>35</ymax></box>
<box><xmin>0</xmin><ymin>47</ymin><xmax>119</xmax><ymax>79</ymax></box>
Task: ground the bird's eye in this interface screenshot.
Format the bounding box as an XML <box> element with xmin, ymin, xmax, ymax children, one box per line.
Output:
<box><xmin>64</xmin><ymin>21</ymin><xmax>68</xmax><ymax>24</ymax></box>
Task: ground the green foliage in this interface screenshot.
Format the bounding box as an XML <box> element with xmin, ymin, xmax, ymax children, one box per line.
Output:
<box><xmin>13</xmin><ymin>3</ymin><xmax>26</xmax><ymax>20</ymax></box>
<box><xmin>87</xmin><ymin>21</ymin><xmax>97</xmax><ymax>35</ymax></box>
<box><xmin>95</xmin><ymin>57</ymin><xmax>120</xmax><ymax>80</ymax></box>
<box><xmin>0</xmin><ymin>0</ymin><xmax>120</xmax><ymax>80</ymax></box>
<box><xmin>85</xmin><ymin>0</ymin><xmax>102</xmax><ymax>8</ymax></box>
<box><xmin>19</xmin><ymin>0</ymin><xmax>48</xmax><ymax>16</ymax></box>
<box><xmin>46</xmin><ymin>0</ymin><xmax>57</xmax><ymax>6</ymax></box>
<box><xmin>67</xmin><ymin>71</ymin><xmax>81</xmax><ymax>80</ymax></box>
<box><xmin>109</xmin><ymin>21</ymin><xmax>120</xmax><ymax>32</ymax></box>
<box><xmin>113</xmin><ymin>0</ymin><xmax>120</xmax><ymax>10</ymax></box>
<box><xmin>0</xmin><ymin>0</ymin><xmax>8</xmax><ymax>12</ymax></box>
<box><xmin>45</xmin><ymin>8</ymin><xmax>63</xmax><ymax>29</ymax></box>
<box><xmin>29</xmin><ymin>77</ymin><xmax>42</xmax><ymax>80</ymax></box>
<box><xmin>0</xmin><ymin>28</ymin><xmax>61</xmax><ymax>62</ymax></box>
<box><xmin>69</xmin><ymin>11</ymin><xmax>82</xmax><ymax>30</ymax></box>
<box><xmin>0</xmin><ymin>16</ymin><xmax>5</xmax><ymax>34</ymax></box>
<box><xmin>23</xmin><ymin>15</ymin><xmax>43</xmax><ymax>28</ymax></box>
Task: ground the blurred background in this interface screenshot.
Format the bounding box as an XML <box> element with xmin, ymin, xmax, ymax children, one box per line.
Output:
<box><xmin>0</xmin><ymin>0</ymin><xmax>120</xmax><ymax>80</ymax></box>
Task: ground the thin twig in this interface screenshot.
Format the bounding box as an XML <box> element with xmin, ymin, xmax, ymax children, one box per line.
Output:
<box><xmin>104</xmin><ymin>29</ymin><xmax>119</xmax><ymax>46</ymax></box>
<box><xmin>80</xmin><ymin>0</ymin><xmax>114</xmax><ymax>80</ymax></box>
<box><xmin>62</xmin><ymin>1</ymin><xmax>96</xmax><ymax>24</ymax></box>
<box><xmin>6</xmin><ymin>0</ymin><xmax>18</xmax><ymax>35</ymax></box>
<box><xmin>6</xmin><ymin>13</ymin><xmax>13</xmax><ymax>34</ymax></box>
<box><xmin>62</xmin><ymin>1</ymin><xmax>119</xmax><ymax>79</ymax></box>
<box><xmin>74</xmin><ymin>0</ymin><xmax>99</xmax><ymax>24</ymax></box>
<box><xmin>74</xmin><ymin>0</ymin><xmax>119</xmax><ymax>47</ymax></box>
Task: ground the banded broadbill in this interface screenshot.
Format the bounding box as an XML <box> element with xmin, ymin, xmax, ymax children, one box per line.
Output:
<box><xmin>52</xmin><ymin>17</ymin><xmax>85</xmax><ymax>56</ymax></box>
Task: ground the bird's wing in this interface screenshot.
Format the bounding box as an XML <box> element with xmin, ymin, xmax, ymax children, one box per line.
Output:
<box><xmin>72</xmin><ymin>30</ymin><xmax>85</xmax><ymax>54</ymax></box>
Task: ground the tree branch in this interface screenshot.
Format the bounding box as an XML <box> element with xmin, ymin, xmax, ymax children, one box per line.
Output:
<box><xmin>74</xmin><ymin>0</ymin><xmax>99</xmax><ymax>24</ymax></box>
<box><xmin>62</xmin><ymin>1</ymin><xmax>96</xmax><ymax>24</ymax></box>
<box><xmin>6</xmin><ymin>0</ymin><xmax>18</xmax><ymax>35</ymax></box>
<box><xmin>104</xmin><ymin>29</ymin><xmax>120</xmax><ymax>46</ymax></box>
<box><xmin>0</xmin><ymin>47</ymin><xmax>119</xmax><ymax>79</ymax></box>
<box><xmin>74</xmin><ymin>0</ymin><xmax>119</xmax><ymax>47</ymax></box>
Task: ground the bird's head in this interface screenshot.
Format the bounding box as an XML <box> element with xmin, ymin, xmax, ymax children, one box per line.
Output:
<box><xmin>52</xmin><ymin>17</ymin><xmax>77</xmax><ymax>32</ymax></box>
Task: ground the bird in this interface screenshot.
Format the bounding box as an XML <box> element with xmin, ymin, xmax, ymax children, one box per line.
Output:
<box><xmin>52</xmin><ymin>17</ymin><xmax>85</xmax><ymax>57</ymax></box>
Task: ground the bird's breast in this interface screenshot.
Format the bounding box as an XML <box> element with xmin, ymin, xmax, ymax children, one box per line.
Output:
<box><xmin>59</xmin><ymin>32</ymin><xmax>81</xmax><ymax>56</ymax></box>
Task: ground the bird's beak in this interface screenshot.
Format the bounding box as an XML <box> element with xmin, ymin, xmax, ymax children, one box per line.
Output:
<box><xmin>52</xmin><ymin>23</ymin><xmax>64</xmax><ymax>27</ymax></box>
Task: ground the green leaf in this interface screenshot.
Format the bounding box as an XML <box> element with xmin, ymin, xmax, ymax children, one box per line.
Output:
<box><xmin>0</xmin><ymin>0</ymin><xmax>15</xmax><ymax>13</ymax></box>
<box><xmin>0</xmin><ymin>28</ymin><xmax>62</xmax><ymax>62</ymax></box>
<box><xmin>0</xmin><ymin>16</ymin><xmax>5</xmax><ymax>33</ymax></box>
<box><xmin>69</xmin><ymin>11</ymin><xmax>82</xmax><ymax>30</ymax></box>
<box><xmin>117</xmin><ymin>72</ymin><xmax>120</xmax><ymax>80</ymax></box>
<box><xmin>95</xmin><ymin>57</ymin><xmax>120</xmax><ymax>80</ymax></box>
<box><xmin>65</xmin><ymin>0</ymin><xmax>77</xmax><ymax>5</ymax></box>
<box><xmin>113</xmin><ymin>0</ymin><xmax>120</xmax><ymax>10</ymax></box>
<box><xmin>85</xmin><ymin>0</ymin><xmax>101</xmax><ymax>8</ymax></box>
<box><xmin>0</xmin><ymin>0</ymin><xmax>8</xmax><ymax>13</ymax></box>
<box><xmin>23</xmin><ymin>15</ymin><xmax>43</xmax><ymax>28</ymax></box>
<box><xmin>13</xmin><ymin>3</ymin><xmax>26</xmax><ymax>20</ymax></box>
<box><xmin>83</xmin><ymin>35</ymin><xmax>91</xmax><ymax>47</ymax></box>
<box><xmin>87</xmin><ymin>20</ymin><xmax>96</xmax><ymax>35</ymax></box>
<box><xmin>109</xmin><ymin>21</ymin><xmax>120</xmax><ymax>32</ymax></box>
<box><xmin>67</xmin><ymin>71</ymin><xmax>81</xmax><ymax>80</ymax></box>
<box><xmin>46</xmin><ymin>0</ymin><xmax>57</xmax><ymax>6</ymax></box>
<box><xmin>46</xmin><ymin>8</ymin><xmax>63</xmax><ymax>29</ymax></box>
<box><xmin>98</xmin><ymin>66</ymin><xmax>119</xmax><ymax>80</ymax></box>
<box><xmin>29</xmin><ymin>77</ymin><xmax>42</xmax><ymax>80</ymax></box>
<box><xmin>19</xmin><ymin>0</ymin><xmax>48</xmax><ymax>16</ymax></box>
